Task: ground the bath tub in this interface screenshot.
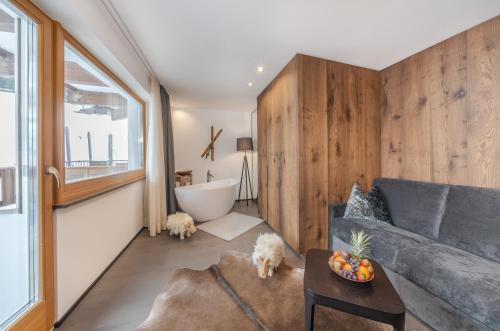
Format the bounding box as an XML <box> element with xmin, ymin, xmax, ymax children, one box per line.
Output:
<box><xmin>174</xmin><ymin>178</ymin><xmax>238</xmax><ymax>222</ymax></box>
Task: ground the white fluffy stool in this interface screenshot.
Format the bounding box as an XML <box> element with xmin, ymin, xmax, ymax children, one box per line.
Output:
<box><xmin>166</xmin><ymin>212</ymin><xmax>197</xmax><ymax>240</ymax></box>
<box><xmin>252</xmin><ymin>233</ymin><xmax>285</xmax><ymax>279</ymax></box>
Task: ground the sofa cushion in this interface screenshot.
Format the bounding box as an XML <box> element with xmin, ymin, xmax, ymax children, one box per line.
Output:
<box><xmin>344</xmin><ymin>184</ymin><xmax>377</xmax><ymax>220</ymax></box>
<box><xmin>367</xmin><ymin>185</ymin><xmax>393</xmax><ymax>224</ymax></box>
<box><xmin>373</xmin><ymin>178</ymin><xmax>449</xmax><ymax>240</ymax></box>
<box><xmin>439</xmin><ymin>185</ymin><xmax>500</xmax><ymax>264</ymax></box>
<box><xmin>329</xmin><ymin>217</ymin><xmax>432</xmax><ymax>270</ymax></box>
<box><xmin>396</xmin><ymin>243</ymin><xmax>500</xmax><ymax>329</ymax></box>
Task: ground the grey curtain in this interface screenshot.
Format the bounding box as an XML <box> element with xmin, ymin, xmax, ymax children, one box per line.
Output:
<box><xmin>160</xmin><ymin>86</ymin><xmax>177</xmax><ymax>214</ymax></box>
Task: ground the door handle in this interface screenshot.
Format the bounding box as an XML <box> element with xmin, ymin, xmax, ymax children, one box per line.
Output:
<box><xmin>45</xmin><ymin>165</ymin><xmax>61</xmax><ymax>189</ymax></box>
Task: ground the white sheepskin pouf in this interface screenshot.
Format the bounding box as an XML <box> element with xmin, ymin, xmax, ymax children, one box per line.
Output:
<box><xmin>166</xmin><ymin>212</ymin><xmax>197</xmax><ymax>240</ymax></box>
<box><xmin>252</xmin><ymin>233</ymin><xmax>285</xmax><ymax>279</ymax></box>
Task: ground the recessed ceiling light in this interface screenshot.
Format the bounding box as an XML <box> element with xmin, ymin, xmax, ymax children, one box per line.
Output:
<box><xmin>248</xmin><ymin>82</ymin><xmax>253</xmax><ymax>87</ymax></box>
<box><xmin>257</xmin><ymin>66</ymin><xmax>264</xmax><ymax>73</ymax></box>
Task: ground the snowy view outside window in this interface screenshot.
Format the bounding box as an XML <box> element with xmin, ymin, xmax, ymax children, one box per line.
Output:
<box><xmin>63</xmin><ymin>43</ymin><xmax>144</xmax><ymax>183</ymax></box>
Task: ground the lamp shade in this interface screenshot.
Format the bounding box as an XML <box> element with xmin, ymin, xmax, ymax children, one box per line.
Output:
<box><xmin>237</xmin><ymin>137</ymin><xmax>253</xmax><ymax>151</ymax></box>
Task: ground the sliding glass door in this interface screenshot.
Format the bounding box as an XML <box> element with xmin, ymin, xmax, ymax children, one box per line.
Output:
<box><xmin>0</xmin><ymin>0</ymin><xmax>53</xmax><ymax>330</ymax></box>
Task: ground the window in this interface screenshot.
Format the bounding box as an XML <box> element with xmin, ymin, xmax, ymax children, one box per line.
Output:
<box><xmin>63</xmin><ymin>43</ymin><xmax>144</xmax><ymax>183</ymax></box>
<box><xmin>0</xmin><ymin>0</ymin><xmax>39</xmax><ymax>327</ymax></box>
<box><xmin>54</xmin><ymin>27</ymin><xmax>145</xmax><ymax>205</ymax></box>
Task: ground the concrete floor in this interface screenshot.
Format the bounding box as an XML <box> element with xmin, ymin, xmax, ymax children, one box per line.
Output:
<box><xmin>56</xmin><ymin>202</ymin><xmax>428</xmax><ymax>331</ymax></box>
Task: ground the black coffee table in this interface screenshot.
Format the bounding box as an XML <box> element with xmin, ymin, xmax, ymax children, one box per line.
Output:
<box><xmin>304</xmin><ymin>249</ymin><xmax>405</xmax><ymax>331</ymax></box>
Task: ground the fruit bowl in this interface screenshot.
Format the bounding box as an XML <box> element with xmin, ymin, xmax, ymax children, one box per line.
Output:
<box><xmin>328</xmin><ymin>251</ymin><xmax>374</xmax><ymax>283</ymax></box>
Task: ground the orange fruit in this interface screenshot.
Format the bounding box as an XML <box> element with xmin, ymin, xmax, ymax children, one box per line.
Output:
<box><xmin>359</xmin><ymin>266</ymin><xmax>370</xmax><ymax>279</ymax></box>
<box><xmin>334</xmin><ymin>256</ymin><xmax>346</xmax><ymax>265</ymax></box>
<box><xmin>343</xmin><ymin>263</ymin><xmax>352</xmax><ymax>271</ymax></box>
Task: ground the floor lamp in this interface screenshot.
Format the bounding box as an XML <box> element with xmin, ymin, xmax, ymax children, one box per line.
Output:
<box><xmin>237</xmin><ymin>137</ymin><xmax>254</xmax><ymax>206</ymax></box>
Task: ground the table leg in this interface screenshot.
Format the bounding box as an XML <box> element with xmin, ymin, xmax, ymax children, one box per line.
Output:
<box><xmin>393</xmin><ymin>314</ymin><xmax>405</xmax><ymax>331</ymax></box>
<box><xmin>305</xmin><ymin>294</ymin><xmax>316</xmax><ymax>331</ymax></box>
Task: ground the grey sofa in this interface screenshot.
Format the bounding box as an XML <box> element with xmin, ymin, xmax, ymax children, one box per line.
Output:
<box><xmin>328</xmin><ymin>178</ymin><xmax>500</xmax><ymax>331</ymax></box>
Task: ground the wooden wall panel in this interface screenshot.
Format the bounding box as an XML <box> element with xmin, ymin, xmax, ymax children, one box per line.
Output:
<box><xmin>381</xmin><ymin>15</ymin><xmax>500</xmax><ymax>189</ymax></box>
<box><xmin>297</xmin><ymin>55</ymin><xmax>328</xmax><ymax>253</ymax></box>
<box><xmin>466</xmin><ymin>16</ymin><xmax>500</xmax><ymax>188</ymax></box>
<box><xmin>257</xmin><ymin>92</ymin><xmax>268</xmax><ymax>220</ymax></box>
<box><xmin>400</xmin><ymin>50</ymin><xmax>433</xmax><ymax>182</ymax></box>
<box><xmin>381</xmin><ymin>65</ymin><xmax>403</xmax><ymax>179</ymax></box>
<box><xmin>266</xmin><ymin>78</ymin><xmax>282</xmax><ymax>234</ymax></box>
<box><xmin>364</xmin><ymin>68</ymin><xmax>382</xmax><ymax>190</ymax></box>
<box><xmin>429</xmin><ymin>33</ymin><xmax>468</xmax><ymax>184</ymax></box>
<box><xmin>278</xmin><ymin>61</ymin><xmax>300</xmax><ymax>251</ymax></box>
<box><xmin>258</xmin><ymin>54</ymin><xmax>381</xmax><ymax>254</ymax></box>
<box><xmin>328</xmin><ymin>62</ymin><xmax>381</xmax><ymax>203</ymax></box>
<box><xmin>258</xmin><ymin>57</ymin><xmax>300</xmax><ymax>251</ymax></box>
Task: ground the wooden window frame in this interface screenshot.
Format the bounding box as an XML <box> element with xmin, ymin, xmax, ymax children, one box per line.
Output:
<box><xmin>5</xmin><ymin>0</ymin><xmax>55</xmax><ymax>330</ymax></box>
<box><xmin>53</xmin><ymin>23</ymin><xmax>146</xmax><ymax>207</ymax></box>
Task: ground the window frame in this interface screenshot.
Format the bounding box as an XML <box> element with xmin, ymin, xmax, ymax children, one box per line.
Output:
<box><xmin>53</xmin><ymin>23</ymin><xmax>146</xmax><ymax>207</ymax></box>
<box><xmin>4</xmin><ymin>1</ymin><xmax>55</xmax><ymax>330</ymax></box>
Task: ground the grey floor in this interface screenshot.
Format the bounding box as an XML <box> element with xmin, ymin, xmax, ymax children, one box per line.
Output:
<box><xmin>56</xmin><ymin>202</ymin><xmax>429</xmax><ymax>331</ymax></box>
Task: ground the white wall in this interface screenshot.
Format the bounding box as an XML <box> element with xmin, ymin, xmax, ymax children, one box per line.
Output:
<box><xmin>172</xmin><ymin>109</ymin><xmax>257</xmax><ymax>199</ymax></box>
<box><xmin>54</xmin><ymin>181</ymin><xmax>144</xmax><ymax>319</ymax></box>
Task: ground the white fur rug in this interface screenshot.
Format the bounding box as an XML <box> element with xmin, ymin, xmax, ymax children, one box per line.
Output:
<box><xmin>197</xmin><ymin>212</ymin><xmax>263</xmax><ymax>241</ymax></box>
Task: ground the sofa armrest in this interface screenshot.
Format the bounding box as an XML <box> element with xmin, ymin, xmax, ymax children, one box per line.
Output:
<box><xmin>328</xmin><ymin>203</ymin><xmax>347</xmax><ymax>250</ymax></box>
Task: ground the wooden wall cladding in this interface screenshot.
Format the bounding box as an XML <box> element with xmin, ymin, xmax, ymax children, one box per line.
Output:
<box><xmin>258</xmin><ymin>58</ymin><xmax>300</xmax><ymax>250</ymax></box>
<box><xmin>328</xmin><ymin>61</ymin><xmax>381</xmax><ymax>203</ymax></box>
<box><xmin>297</xmin><ymin>55</ymin><xmax>328</xmax><ymax>252</ymax></box>
<box><xmin>381</xmin><ymin>15</ymin><xmax>500</xmax><ymax>188</ymax></box>
<box><xmin>257</xmin><ymin>88</ymin><xmax>268</xmax><ymax>221</ymax></box>
<box><xmin>258</xmin><ymin>54</ymin><xmax>380</xmax><ymax>254</ymax></box>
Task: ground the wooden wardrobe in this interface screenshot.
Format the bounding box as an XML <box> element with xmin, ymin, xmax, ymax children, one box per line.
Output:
<box><xmin>257</xmin><ymin>54</ymin><xmax>380</xmax><ymax>255</ymax></box>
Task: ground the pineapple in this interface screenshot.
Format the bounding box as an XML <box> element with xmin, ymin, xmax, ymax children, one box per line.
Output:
<box><xmin>349</xmin><ymin>230</ymin><xmax>372</xmax><ymax>260</ymax></box>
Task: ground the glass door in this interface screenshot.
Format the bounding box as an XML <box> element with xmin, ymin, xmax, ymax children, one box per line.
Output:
<box><xmin>0</xmin><ymin>0</ymin><xmax>53</xmax><ymax>330</ymax></box>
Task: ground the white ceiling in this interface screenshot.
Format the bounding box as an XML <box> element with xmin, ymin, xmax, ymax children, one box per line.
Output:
<box><xmin>110</xmin><ymin>0</ymin><xmax>500</xmax><ymax>112</ymax></box>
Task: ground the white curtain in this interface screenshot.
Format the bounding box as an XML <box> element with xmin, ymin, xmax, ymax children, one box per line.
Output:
<box><xmin>144</xmin><ymin>78</ymin><xmax>168</xmax><ymax>236</ymax></box>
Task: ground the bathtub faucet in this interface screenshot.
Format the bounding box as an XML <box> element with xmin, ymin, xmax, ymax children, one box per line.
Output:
<box><xmin>207</xmin><ymin>170</ymin><xmax>214</xmax><ymax>182</ymax></box>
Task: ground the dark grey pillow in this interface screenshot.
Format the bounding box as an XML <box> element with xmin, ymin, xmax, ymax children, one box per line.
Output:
<box><xmin>344</xmin><ymin>184</ymin><xmax>392</xmax><ymax>224</ymax></box>
<box><xmin>367</xmin><ymin>186</ymin><xmax>392</xmax><ymax>224</ymax></box>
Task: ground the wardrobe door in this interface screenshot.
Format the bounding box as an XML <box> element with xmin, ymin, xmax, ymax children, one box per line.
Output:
<box><xmin>258</xmin><ymin>57</ymin><xmax>300</xmax><ymax>252</ymax></box>
<box><xmin>276</xmin><ymin>62</ymin><xmax>300</xmax><ymax>252</ymax></box>
<box><xmin>266</xmin><ymin>84</ymin><xmax>281</xmax><ymax>233</ymax></box>
<box><xmin>257</xmin><ymin>94</ymin><xmax>268</xmax><ymax>220</ymax></box>
<box><xmin>297</xmin><ymin>55</ymin><xmax>328</xmax><ymax>253</ymax></box>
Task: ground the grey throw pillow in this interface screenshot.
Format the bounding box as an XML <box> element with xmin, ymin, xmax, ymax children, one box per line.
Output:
<box><xmin>367</xmin><ymin>186</ymin><xmax>393</xmax><ymax>224</ymax></box>
<box><xmin>344</xmin><ymin>184</ymin><xmax>392</xmax><ymax>224</ymax></box>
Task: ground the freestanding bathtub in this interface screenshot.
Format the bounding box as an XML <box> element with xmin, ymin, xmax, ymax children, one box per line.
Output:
<box><xmin>174</xmin><ymin>178</ymin><xmax>239</xmax><ymax>222</ymax></box>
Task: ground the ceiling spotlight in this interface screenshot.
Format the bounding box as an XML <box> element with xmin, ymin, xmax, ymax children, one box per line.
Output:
<box><xmin>257</xmin><ymin>66</ymin><xmax>264</xmax><ymax>73</ymax></box>
<box><xmin>248</xmin><ymin>82</ymin><xmax>253</xmax><ymax>87</ymax></box>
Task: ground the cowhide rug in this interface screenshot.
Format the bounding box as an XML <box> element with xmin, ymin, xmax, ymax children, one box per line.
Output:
<box><xmin>136</xmin><ymin>251</ymin><xmax>391</xmax><ymax>331</ymax></box>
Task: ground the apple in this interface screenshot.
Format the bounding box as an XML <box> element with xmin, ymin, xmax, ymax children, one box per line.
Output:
<box><xmin>333</xmin><ymin>260</ymin><xmax>342</xmax><ymax>272</ymax></box>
